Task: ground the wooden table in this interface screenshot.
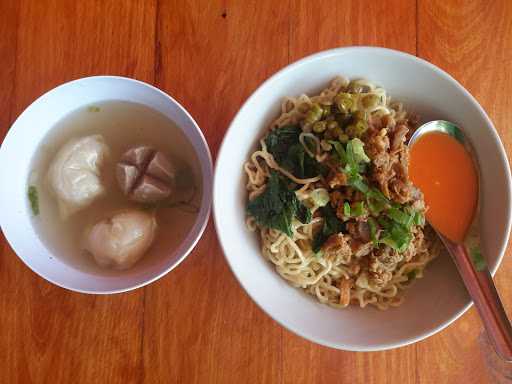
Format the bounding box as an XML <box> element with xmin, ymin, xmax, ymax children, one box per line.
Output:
<box><xmin>1</xmin><ymin>1</ymin><xmax>511</xmax><ymax>383</ymax></box>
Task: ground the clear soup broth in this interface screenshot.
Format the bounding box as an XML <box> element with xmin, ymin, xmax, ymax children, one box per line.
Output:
<box><xmin>29</xmin><ymin>100</ymin><xmax>202</xmax><ymax>275</ymax></box>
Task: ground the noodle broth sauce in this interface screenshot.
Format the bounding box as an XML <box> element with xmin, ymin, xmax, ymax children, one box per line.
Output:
<box><xmin>29</xmin><ymin>101</ymin><xmax>202</xmax><ymax>276</ymax></box>
<box><xmin>409</xmin><ymin>132</ymin><xmax>478</xmax><ymax>243</ymax></box>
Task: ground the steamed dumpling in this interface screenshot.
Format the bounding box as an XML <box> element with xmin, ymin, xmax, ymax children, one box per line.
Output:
<box><xmin>85</xmin><ymin>210</ymin><xmax>157</xmax><ymax>269</ymax></box>
<box><xmin>48</xmin><ymin>135</ymin><xmax>109</xmax><ymax>219</ymax></box>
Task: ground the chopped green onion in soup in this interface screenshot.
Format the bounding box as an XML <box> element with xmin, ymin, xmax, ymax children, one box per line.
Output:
<box><xmin>28</xmin><ymin>185</ymin><xmax>39</xmax><ymax>216</ymax></box>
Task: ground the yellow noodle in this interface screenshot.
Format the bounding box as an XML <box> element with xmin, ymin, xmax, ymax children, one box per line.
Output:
<box><xmin>244</xmin><ymin>77</ymin><xmax>441</xmax><ymax>310</ymax></box>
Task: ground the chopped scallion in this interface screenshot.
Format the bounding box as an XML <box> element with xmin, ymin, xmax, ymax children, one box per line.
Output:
<box><xmin>310</xmin><ymin>189</ymin><xmax>330</xmax><ymax>207</ymax></box>
<box><xmin>387</xmin><ymin>207</ymin><xmax>411</xmax><ymax>226</ymax></box>
<box><xmin>343</xmin><ymin>202</ymin><xmax>351</xmax><ymax>217</ymax></box>
<box><xmin>351</xmin><ymin>201</ymin><xmax>367</xmax><ymax>217</ymax></box>
<box><xmin>470</xmin><ymin>246</ymin><xmax>486</xmax><ymax>271</ymax></box>
<box><xmin>329</xmin><ymin>140</ymin><xmax>347</xmax><ymax>165</ymax></box>
<box><xmin>347</xmin><ymin>138</ymin><xmax>371</xmax><ymax>164</ymax></box>
<box><xmin>380</xmin><ymin>223</ymin><xmax>412</xmax><ymax>252</ymax></box>
<box><xmin>413</xmin><ymin>211</ymin><xmax>425</xmax><ymax>226</ymax></box>
<box><xmin>366</xmin><ymin>188</ymin><xmax>390</xmax><ymax>215</ymax></box>
<box><xmin>368</xmin><ymin>217</ymin><xmax>378</xmax><ymax>245</ymax></box>
<box><xmin>348</xmin><ymin>173</ymin><xmax>369</xmax><ymax>194</ymax></box>
<box><xmin>28</xmin><ymin>185</ymin><xmax>39</xmax><ymax>216</ymax></box>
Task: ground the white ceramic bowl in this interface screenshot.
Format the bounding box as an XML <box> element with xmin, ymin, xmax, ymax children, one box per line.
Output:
<box><xmin>214</xmin><ymin>47</ymin><xmax>512</xmax><ymax>351</ymax></box>
<box><xmin>0</xmin><ymin>76</ymin><xmax>213</xmax><ymax>294</ymax></box>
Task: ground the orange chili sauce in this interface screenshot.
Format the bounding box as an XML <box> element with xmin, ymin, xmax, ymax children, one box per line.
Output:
<box><xmin>409</xmin><ymin>132</ymin><xmax>478</xmax><ymax>243</ymax></box>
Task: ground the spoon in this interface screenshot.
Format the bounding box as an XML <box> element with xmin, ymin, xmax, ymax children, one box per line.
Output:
<box><xmin>409</xmin><ymin>120</ymin><xmax>512</xmax><ymax>362</ymax></box>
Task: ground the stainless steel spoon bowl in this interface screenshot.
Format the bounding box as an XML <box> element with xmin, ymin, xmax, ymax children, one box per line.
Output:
<box><xmin>409</xmin><ymin>120</ymin><xmax>512</xmax><ymax>362</ymax></box>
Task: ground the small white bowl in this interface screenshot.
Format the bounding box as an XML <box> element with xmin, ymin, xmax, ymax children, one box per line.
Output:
<box><xmin>0</xmin><ymin>76</ymin><xmax>213</xmax><ymax>294</ymax></box>
<box><xmin>214</xmin><ymin>47</ymin><xmax>512</xmax><ymax>351</ymax></box>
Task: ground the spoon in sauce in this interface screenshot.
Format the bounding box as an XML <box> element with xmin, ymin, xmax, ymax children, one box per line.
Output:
<box><xmin>409</xmin><ymin>120</ymin><xmax>512</xmax><ymax>362</ymax></box>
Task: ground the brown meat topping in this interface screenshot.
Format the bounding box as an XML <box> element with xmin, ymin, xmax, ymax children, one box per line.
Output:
<box><xmin>322</xmin><ymin>233</ymin><xmax>352</xmax><ymax>263</ymax></box>
<box><xmin>326</xmin><ymin>170</ymin><xmax>347</xmax><ymax>189</ymax></box>
<box><xmin>346</xmin><ymin>221</ymin><xmax>371</xmax><ymax>243</ymax></box>
<box><xmin>350</xmin><ymin>239</ymin><xmax>373</xmax><ymax>258</ymax></box>
<box><xmin>364</xmin><ymin>115</ymin><xmax>418</xmax><ymax>204</ymax></box>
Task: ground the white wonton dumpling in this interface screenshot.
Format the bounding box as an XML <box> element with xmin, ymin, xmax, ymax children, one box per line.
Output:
<box><xmin>47</xmin><ymin>134</ymin><xmax>109</xmax><ymax>219</ymax></box>
<box><xmin>85</xmin><ymin>210</ymin><xmax>157</xmax><ymax>269</ymax></box>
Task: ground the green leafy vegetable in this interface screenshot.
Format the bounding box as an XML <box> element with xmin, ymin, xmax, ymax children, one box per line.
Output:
<box><xmin>312</xmin><ymin>205</ymin><xmax>345</xmax><ymax>252</ymax></box>
<box><xmin>282</xmin><ymin>144</ymin><xmax>306</xmax><ymax>176</ymax></box>
<box><xmin>303</xmin><ymin>135</ymin><xmax>317</xmax><ymax>154</ymax></box>
<box><xmin>291</xmin><ymin>144</ymin><xmax>326</xmax><ymax>178</ymax></box>
<box><xmin>265</xmin><ymin>125</ymin><xmax>325</xmax><ymax>178</ymax></box>
<box><xmin>470</xmin><ymin>246</ymin><xmax>486</xmax><ymax>271</ymax></box>
<box><xmin>28</xmin><ymin>185</ymin><xmax>39</xmax><ymax>216</ymax></box>
<box><xmin>407</xmin><ymin>270</ymin><xmax>417</xmax><ymax>280</ymax></box>
<box><xmin>247</xmin><ymin>171</ymin><xmax>311</xmax><ymax>236</ymax></box>
<box><xmin>265</xmin><ymin>125</ymin><xmax>300</xmax><ymax>163</ymax></box>
<box><xmin>296</xmin><ymin>203</ymin><xmax>313</xmax><ymax>224</ymax></box>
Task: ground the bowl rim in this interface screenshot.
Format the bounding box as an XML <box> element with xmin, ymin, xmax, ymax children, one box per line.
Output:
<box><xmin>0</xmin><ymin>75</ymin><xmax>213</xmax><ymax>295</ymax></box>
<box><xmin>213</xmin><ymin>46</ymin><xmax>512</xmax><ymax>351</ymax></box>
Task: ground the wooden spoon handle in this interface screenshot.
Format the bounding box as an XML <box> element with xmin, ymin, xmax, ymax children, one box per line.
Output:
<box><xmin>443</xmin><ymin>240</ymin><xmax>512</xmax><ymax>362</ymax></box>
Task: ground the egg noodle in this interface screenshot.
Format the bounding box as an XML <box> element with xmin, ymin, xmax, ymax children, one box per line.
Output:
<box><xmin>244</xmin><ymin>76</ymin><xmax>442</xmax><ymax>310</ymax></box>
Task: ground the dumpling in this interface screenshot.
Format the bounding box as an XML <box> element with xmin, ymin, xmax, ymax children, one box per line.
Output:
<box><xmin>84</xmin><ymin>210</ymin><xmax>157</xmax><ymax>269</ymax></box>
<box><xmin>47</xmin><ymin>135</ymin><xmax>109</xmax><ymax>219</ymax></box>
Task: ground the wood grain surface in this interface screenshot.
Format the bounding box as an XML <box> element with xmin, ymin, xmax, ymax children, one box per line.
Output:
<box><xmin>1</xmin><ymin>1</ymin><xmax>511</xmax><ymax>383</ymax></box>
